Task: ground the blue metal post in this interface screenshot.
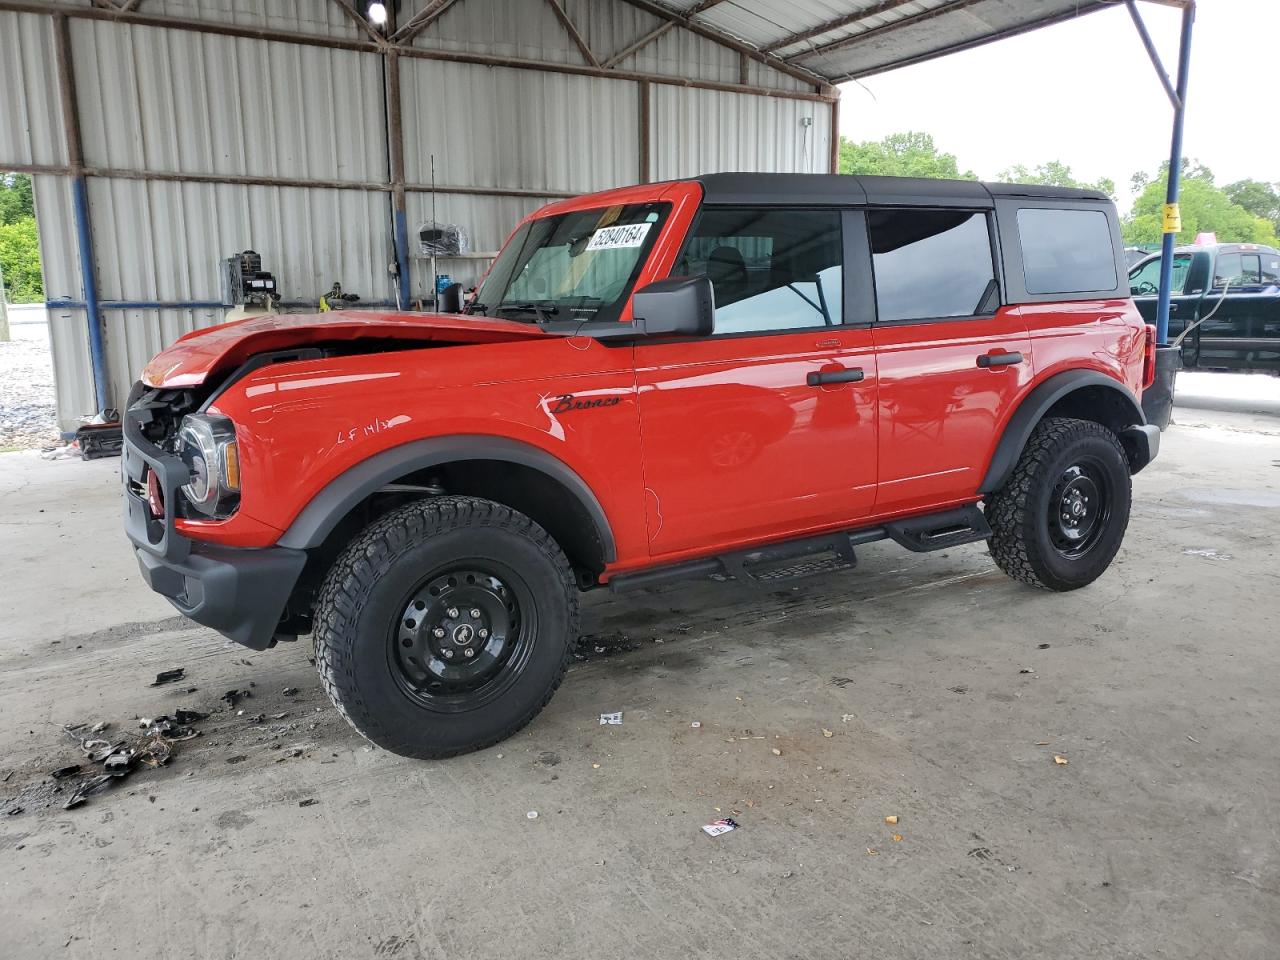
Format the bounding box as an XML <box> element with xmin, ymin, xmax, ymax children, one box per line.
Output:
<box><xmin>71</xmin><ymin>176</ymin><xmax>108</xmax><ymax>411</ymax></box>
<box><xmin>1153</xmin><ymin>3</ymin><xmax>1195</xmax><ymax>345</ymax></box>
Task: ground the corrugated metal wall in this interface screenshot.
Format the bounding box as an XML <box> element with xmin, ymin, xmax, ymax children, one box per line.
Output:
<box><xmin>0</xmin><ymin>1</ymin><xmax>836</xmax><ymax>432</ymax></box>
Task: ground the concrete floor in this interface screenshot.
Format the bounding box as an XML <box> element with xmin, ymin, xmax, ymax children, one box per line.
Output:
<box><xmin>2</xmin><ymin>381</ymin><xmax>1278</xmax><ymax>959</ymax></box>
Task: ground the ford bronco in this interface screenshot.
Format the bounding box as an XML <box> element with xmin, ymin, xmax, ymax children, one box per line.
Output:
<box><xmin>123</xmin><ymin>174</ymin><xmax>1160</xmax><ymax>758</ymax></box>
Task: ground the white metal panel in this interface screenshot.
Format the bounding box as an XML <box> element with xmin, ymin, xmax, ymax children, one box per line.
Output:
<box><xmin>72</xmin><ymin>19</ymin><xmax>387</xmax><ymax>182</ymax></box>
<box><xmin>649</xmin><ymin>86</ymin><xmax>832</xmax><ymax>180</ymax></box>
<box><xmin>0</xmin><ymin>12</ymin><xmax>67</xmax><ymax>167</ymax></box>
<box><xmin>130</xmin><ymin>0</ymin><xmax>364</xmax><ymax>39</ymax></box>
<box><xmin>401</xmin><ymin>60</ymin><xmax>639</xmax><ymax>194</ymax></box>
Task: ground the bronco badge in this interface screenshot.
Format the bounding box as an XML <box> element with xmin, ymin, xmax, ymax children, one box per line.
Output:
<box><xmin>549</xmin><ymin>394</ymin><xmax>621</xmax><ymax>414</ymax></box>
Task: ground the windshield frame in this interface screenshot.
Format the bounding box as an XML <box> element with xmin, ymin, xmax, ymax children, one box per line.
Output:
<box><xmin>473</xmin><ymin>201</ymin><xmax>673</xmax><ymax>325</ymax></box>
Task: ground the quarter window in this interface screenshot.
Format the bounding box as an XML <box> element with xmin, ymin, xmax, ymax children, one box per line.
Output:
<box><xmin>680</xmin><ymin>208</ymin><xmax>843</xmax><ymax>334</ymax></box>
<box><xmin>1017</xmin><ymin>208</ymin><xmax>1118</xmax><ymax>295</ymax></box>
<box><xmin>868</xmin><ymin>209</ymin><xmax>995</xmax><ymax>322</ymax></box>
<box><xmin>1240</xmin><ymin>253</ymin><xmax>1262</xmax><ymax>284</ymax></box>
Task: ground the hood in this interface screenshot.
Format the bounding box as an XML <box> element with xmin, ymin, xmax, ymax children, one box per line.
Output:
<box><xmin>141</xmin><ymin>310</ymin><xmax>562</xmax><ymax>388</ymax></box>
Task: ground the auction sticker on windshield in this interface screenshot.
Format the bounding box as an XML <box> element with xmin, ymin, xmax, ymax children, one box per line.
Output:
<box><xmin>586</xmin><ymin>222</ymin><xmax>651</xmax><ymax>251</ymax></box>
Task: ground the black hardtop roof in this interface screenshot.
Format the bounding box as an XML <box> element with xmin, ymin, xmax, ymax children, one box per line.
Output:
<box><xmin>694</xmin><ymin>173</ymin><xmax>1112</xmax><ymax>207</ymax></box>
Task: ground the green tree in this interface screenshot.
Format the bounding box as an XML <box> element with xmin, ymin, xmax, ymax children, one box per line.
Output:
<box><xmin>1123</xmin><ymin>161</ymin><xmax>1278</xmax><ymax>246</ymax></box>
<box><xmin>0</xmin><ymin>217</ymin><xmax>43</xmax><ymax>302</ymax></box>
<box><xmin>996</xmin><ymin>160</ymin><xmax>1115</xmax><ymax>199</ymax></box>
<box><xmin>838</xmin><ymin>131</ymin><xmax>977</xmax><ymax>180</ymax></box>
<box><xmin>0</xmin><ymin>173</ymin><xmax>35</xmax><ymax>225</ymax></box>
<box><xmin>1223</xmin><ymin>178</ymin><xmax>1280</xmax><ymax>235</ymax></box>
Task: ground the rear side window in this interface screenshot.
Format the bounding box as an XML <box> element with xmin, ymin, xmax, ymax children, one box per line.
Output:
<box><xmin>1213</xmin><ymin>252</ymin><xmax>1243</xmax><ymax>287</ymax></box>
<box><xmin>680</xmin><ymin>208</ymin><xmax>843</xmax><ymax>334</ymax></box>
<box><xmin>1263</xmin><ymin>255</ymin><xmax>1280</xmax><ymax>284</ymax></box>
<box><xmin>868</xmin><ymin>209</ymin><xmax>995</xmax><ymax>322</ymax></box>
<box><xmin>1241</xmin><ymin>254</ymin><xmax>1262</xmax><ymax>284</ymax></box>
<box><xmin>1017</xmin><ymin>208</ymin><xmax>1118</xmax><ymax>295</ymax></box>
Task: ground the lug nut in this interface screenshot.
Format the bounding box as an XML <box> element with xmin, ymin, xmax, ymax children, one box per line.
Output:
<box><xmin>447</xmin><ymin>607</ymin><xmax>459</xmax><ymax>619</ymax></box>
<box><xmin>463</xmin><ymin>649</ymin><xmax>475</xmax><ymax>659</ymax></box>
<box><xmin>443</xmin><ymin>649</ymin><xmax>454</xmax><ymax>659</ymax></box>
<box><xmin>433</xmin><ymin>627</ymin><xmax>446</xmax><ymax>638</ymax></box>
<box><xmin>478</xmin><ymin>628</ymin><xmax>489</xmax><ymax>639</ymax></box>
<box><xmin>470</xmin><ymin>608</ymin><xmax>481</xmax><ymax>619</ymax></box>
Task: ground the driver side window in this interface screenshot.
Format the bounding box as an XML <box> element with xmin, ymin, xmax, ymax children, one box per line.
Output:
<box><xmin>1129</xmin><ymin>254</ymin><xmax>1191</xmax><ymax>296</ymax></box>
<box><xmin>679</xmin><ymin>208</ymin><xmax>843</xmax><ymax>334</ymax></box>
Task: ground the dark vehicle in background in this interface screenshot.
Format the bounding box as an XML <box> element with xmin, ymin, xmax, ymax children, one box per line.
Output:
<box><xmin>1129</xmin><ymin>243</ymin><xmax>1280</xmax><ymax>374</ymax></box>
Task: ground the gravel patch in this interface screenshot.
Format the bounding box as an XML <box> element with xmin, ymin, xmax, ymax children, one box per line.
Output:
<box><xmin>0</xmin><ymin>316</ymin><xmax>60</xmax><ymax>451</ymax></box>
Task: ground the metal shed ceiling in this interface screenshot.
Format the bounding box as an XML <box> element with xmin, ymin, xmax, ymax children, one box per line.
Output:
<box><xmin>636</xmin><ymin>0</ymin><xmax>1112</xmax><ymax>83</ymax></box>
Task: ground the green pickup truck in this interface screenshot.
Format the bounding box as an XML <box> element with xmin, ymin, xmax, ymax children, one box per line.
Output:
<box><xmin>1129</xmin><ymin>243</ymin><xmax>1280</xmax><ymax>374</ymax></box>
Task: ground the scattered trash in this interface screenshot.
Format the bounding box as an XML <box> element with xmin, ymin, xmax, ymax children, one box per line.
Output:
<box><xmin>63</xmin><ymin>775</ymin><xmax>113</xmax><ymax>810</ymax></box>
<box><xmin>822</xmin><ymin>729</ymin><xmax>834</xmax><ymax>738</ymax></box>
<box><xmin>1187</xmin><ymin>735</ymin><xmax>1200</xmax><ymax>744</ymax></box>
<box><xmin>526</xmin><ymin>811</ymin><xmax>539</xmax><ymax>820</ymax></box>
<box><xmin>841</xmin><ymin>714</ymin><xmax>856</xmax><ymax>723</ymax></box>
<box><xmin>885</xmin><ymin>815</ymin><xmax>899</xmax><ymax>825</ymax></box>
<box><xmin>866</xmin><ymin>847</ymin><xmax>879</xmax><ymax>856</ymax></box>
<box><xmin>1034</xmin><ymin>740</ymin><xmax>1051</xmax><ymax>746</ymax></box>
<box><xmin>829</xmin><ymin>676</ymin><xmax>853</xmax><ymax>687</ymax></box>
<box><xmin>103</xmin><ymin>749</ymin><xmax>135</xmax><ymax>777</ymax></box>
<box><xmin>89</xmin><ymin>721</ymin><xmax>109</xmax><ymax>734</ymax></box>
<box><xmin>298</xmin><ymin>798</ymin><xmax>318</xmax><ymax>807</ymax></box>
<box><xmin>690</xmin><ymin>721</ymin><xmax>701</xmax><ymax>729</ymax></box>
<box><xmin>282</xmin><ymin>687</ymin><xmax>299</xmax><ymax>697</ymax></box>
<box><xmin>702</xmin><ymin>818</ymin><xmax>738</xmax><ymax>837</ymax></box>
<box><xmin>948</xmin><ymin>685</ymin><xmax>968</xmax><ymax>694</ymax></box>
<box><xmin>780</xmin><ymin>869</ymin><xmax>794</xmax><ymax>879</ymax></box>
<box><xmin>225</xmin><ymin>755</ymin><xmax>248</xmax><ymax>764</ymax></box>
<box><xmin>174</xmin><ymin>708</ymin><xmax>207</xmax><ymax>725</ymax></box>
<box><xmin>1183</xmin><ymin>548</ymin><xmax>1232</xmax><ymax>561</ymax></box>
<box><xmin>7</xmin><ymin>806</ymin><xmax>24</xmax><ymax>816</ymax></box>
<box><xmin>80</xmin><ymin>739</ymin><xmax>115</xmax><ymax>762</ymax></box>
<box><xmin>1053</xmin><ymin>754</ymin><xmax>1069</xmax><ymax>765</ymax></box>
<box><xmin>1037</xmin><ymin>643</ymin><xmax>1050</xmax><ymax>650</ymax></box>
<box><xmin>892</xmin><ymin>834</ymin><xmax>904</xmax><ymax>842</ymax></box>
<box><xmin>51</xmin><ymin>764</ymin><xmax>81</xmax><ymax>780</ymax></box>
<box><xmin>599</xmin><ymin>712</ymin><xmax>623</xmax><ymax>725</ymax></box>
<box><xmin>221</xmin><ymin>689</ymin><xmax>248</xmax><ymax>707</ymax></box>
<box><xmin>137</xmin><ymin>739</ymin><xmax>172</xmax><ymax>767</ymax></box>
<box><xmin>150</xmin><ymin>668</ymin><xmax>186</xmax><ymax>686</ymax></box>
<box><xmin>592</xmin><ymin>763</ymin><xmax>601</xmax><ymax>769</ymax></box>
<box><xmin>770</xmin><ymin>748</ymin><xmax>782</xmax><ymax>756</ymax></box>
<box><xmin>1019</xmin><ymin>668</ymin><xmax>1033</xmax><ymax>674</ymax></box>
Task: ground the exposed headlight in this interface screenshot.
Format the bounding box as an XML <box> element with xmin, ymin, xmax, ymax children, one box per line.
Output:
<box><xmin>177</xmin><ymin>414</ymin><xmax>240</xmax><ymax>518</ymax></box>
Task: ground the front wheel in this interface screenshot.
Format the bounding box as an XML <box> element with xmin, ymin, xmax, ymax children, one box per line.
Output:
<box><xmin>986</xmin><ymin>417</ymin><xmax>1132</xmax><ymax>591</ymax></box>
<box><xmin>313</xmin><ymin>497</ymin><xmax>579</xmax><ymax>759</ymax></box>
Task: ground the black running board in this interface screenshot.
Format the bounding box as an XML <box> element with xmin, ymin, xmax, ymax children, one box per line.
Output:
<box><xmin>609</xmin><ymin>504</ymin><xmax>990</xmax><ymax>593</ymax></box>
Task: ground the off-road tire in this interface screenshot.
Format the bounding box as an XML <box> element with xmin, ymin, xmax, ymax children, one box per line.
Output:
<box><xmin>313</xmin><ymin>496</ymin><xmax>578</xmax><ymax>759</ymax></box>
<box><xmin>986</xmin><ymin>417</ymin><xmax>1131</xmax><ymax>591</ymax></box>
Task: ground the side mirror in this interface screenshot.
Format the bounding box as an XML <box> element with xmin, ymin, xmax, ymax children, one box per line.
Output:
<box><xmin>631</xmin><ymin>276</ymin><xmax>715</xmax><ymax>338</ymax></box>
<box><xmin>438</xmin><ymin>282</ymin><xmax>464</xmax><ymax>313</ymax></box>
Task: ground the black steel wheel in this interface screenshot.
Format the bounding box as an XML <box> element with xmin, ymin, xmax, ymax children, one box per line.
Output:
<box><xmin>987</xmin><ymin>417</ymin><xmax>1132</xmax><ymax>591</ymax></box>
<box><xmin>313</xmin><ymin>497</ymin><xmax>579</xmax><ymax>759</ymax></box>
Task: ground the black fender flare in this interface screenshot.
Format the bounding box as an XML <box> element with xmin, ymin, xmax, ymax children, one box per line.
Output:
<box><xmin>276</xmin><ymin>435</ymin><xmax>616</xmax><ymax>562</ymax></box>
<box><xmin>978</xmin><ymin>370</ymin><xmax>1146</xmax><ymax>494</ymax></box>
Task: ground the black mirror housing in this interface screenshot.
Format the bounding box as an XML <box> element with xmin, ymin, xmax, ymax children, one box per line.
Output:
<box><xmin>631</xmin><ymin>276</ymin><xmax>715</xmax><ymax>337</ymax></box>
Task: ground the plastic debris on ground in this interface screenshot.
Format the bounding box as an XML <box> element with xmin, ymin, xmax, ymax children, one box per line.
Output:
<box><xmin>150</xmin><ymin>668</ymin><xmax>186</xmax><ymax>686</ymax></box>
<box><xmin>885</xmin><ymin>815</ymin><xmax>899</xmax><ymax>825</ymax></box>
<box><xmin>599</xmin><ymin>711</ymin><xmax>623</xmax><ymax>725</ymax></box>
<box><xmin>298</xmin><ymin>798</ymin><xmax>318</xmax><ymax>807</ymax></box>
<box><xmin>702</xmin><ymin>818</ymin><xmax>739</xmax><ymax>838</ymax></box>
<box><xmin>526</xmin><ymin>811</ymin><xmax>539</xmax><ymax>820</ymax></box>
<box><xmin>1054</xmin><ymin>754</ymin><xmax>1069</xmax><ymax>765</ymax></box>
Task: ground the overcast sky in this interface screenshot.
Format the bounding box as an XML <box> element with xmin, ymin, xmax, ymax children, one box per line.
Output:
<box><xmin>837</xmin><ymin>0</ymin><xmax>1277</xmax><ymax>209</ymax></box>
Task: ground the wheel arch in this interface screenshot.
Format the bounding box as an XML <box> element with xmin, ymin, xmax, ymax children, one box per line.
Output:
<box><xmin>980</xmin><ymin>370</ymin><xmax>1146</xmax><ymax>494</ymax></box>
<box><xmin>276</xmin><ymin>435</ymin><xmax>617</xmax><ymax>577</ymax></box>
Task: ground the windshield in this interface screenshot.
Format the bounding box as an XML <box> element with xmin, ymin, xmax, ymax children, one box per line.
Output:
<box><xmin>1129</xmin><ymin>253</ymin><xmax>1192</xmax><ymax>296</ymax></box>
<box><xmin>472</xmin><ymin>202</ymin><xmax>670</xmax><ymax>323</ymax></box>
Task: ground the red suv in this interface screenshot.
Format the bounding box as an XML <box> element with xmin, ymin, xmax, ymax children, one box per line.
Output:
<box><xmin>123</xmin><ymin>174</ymin><xmax>1159</xmax><ymax>758</ymax></box>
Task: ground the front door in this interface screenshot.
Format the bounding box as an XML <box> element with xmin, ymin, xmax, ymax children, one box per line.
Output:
<box><xmin>863</xmin><ymin>207</ymin><xmax>1034</xmax><ymax>514</ymax></box>
<box><xmin>634</xmin><ymin>207</ymin><xmax>878</xmax><ymax>559</ymax></box>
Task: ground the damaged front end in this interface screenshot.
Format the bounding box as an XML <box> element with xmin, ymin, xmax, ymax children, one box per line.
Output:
<box><xmin>122</xmin><ymin>382</ymin><xmax>307</xmax><ymax>650</ymax></box>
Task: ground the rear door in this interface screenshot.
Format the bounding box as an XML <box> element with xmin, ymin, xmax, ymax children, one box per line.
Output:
<box><xmin>634</xmin><ymin>206</ymin><xmax>879</xmax><ymax>559</ymax></box>
<box><xmin>866</xmin><ymin>207</ymin><xmax>1033</xmax><ymax>514</ymax></box>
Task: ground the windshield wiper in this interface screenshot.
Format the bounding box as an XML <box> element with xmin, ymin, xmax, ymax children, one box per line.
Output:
<box><xmin>463</xmin><ymin>301</ymin><xmax>487</xmax><ymax>315</ymax></box>
<box><xmin>494</xmin><ymin>302</ymin><xmax>561</xmax><ymax>323</ymax></box>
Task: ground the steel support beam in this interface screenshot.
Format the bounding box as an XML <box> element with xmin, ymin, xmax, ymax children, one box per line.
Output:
<box><xmin>1127</xmin><ymin>0</ymin><xmax>1195</xmax><ymax>345</ymax></box>
<box><xmin>390</xmin><ymin>0</ymin><xmax>461</xmax><ymax>44</ymax></box>
<box><xmin>545</xmin><ymin>0</ymin><xmax>598</xmax><ymax>68</ymax></box>
<box><xmin>613</xmin><ymin>0</ymin><xmax>828</xmax><ymax>91</ymax></box>
<box><xmin>385</xmin><ymin>49</ymin><xmax>411</xmax><ymax>309</ymax></box>
<box><xmin>638</xmin><ymin>80</ymin><xmax>651</xmax><ymax>183</ymax></box>
<box><xmin>828</xmin><ymin>96</ymin><xmax>840</xmax><ymax>174</ymax></box>
<box><xmin>0</xmin><ymin>1</ymin><xmax>833</xmax><ymax>103</ymax></box>
<box><xmin>53</xmin><ymin>12</ymin><xmax>108</xmax><ymax>413</ymax></box>
<box><xmin>795</xmin><ymin>0</ymin><xmax>988</xmax><ymax>62</ymax></box>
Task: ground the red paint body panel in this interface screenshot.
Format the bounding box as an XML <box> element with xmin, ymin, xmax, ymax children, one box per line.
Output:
<box><xmin>153</xmin><ymin>179</ymin><xmax>1150</xmax><ymax>583</ymax></box>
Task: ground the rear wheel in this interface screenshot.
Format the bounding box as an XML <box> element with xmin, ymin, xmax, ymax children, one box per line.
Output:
<box><xmin>313</xmin><ymin>496</ymin><xmax>578</xmax><ymax>758</ymax></box>
<box><xmin>986</xmin><ymin>417</ymin><xmax>1131</xmax><ymax>591</ymax></box>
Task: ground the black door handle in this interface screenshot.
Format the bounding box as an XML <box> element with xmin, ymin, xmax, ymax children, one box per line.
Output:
<box><xmin>976</xmin><ymin>351</ymin><xmax>1023</xmax><ymax>368</ymax></box>
<box><xmin>807</xmin><ymin>367</ymin><xmax>865</xmax><ymax>386</ymax></box>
